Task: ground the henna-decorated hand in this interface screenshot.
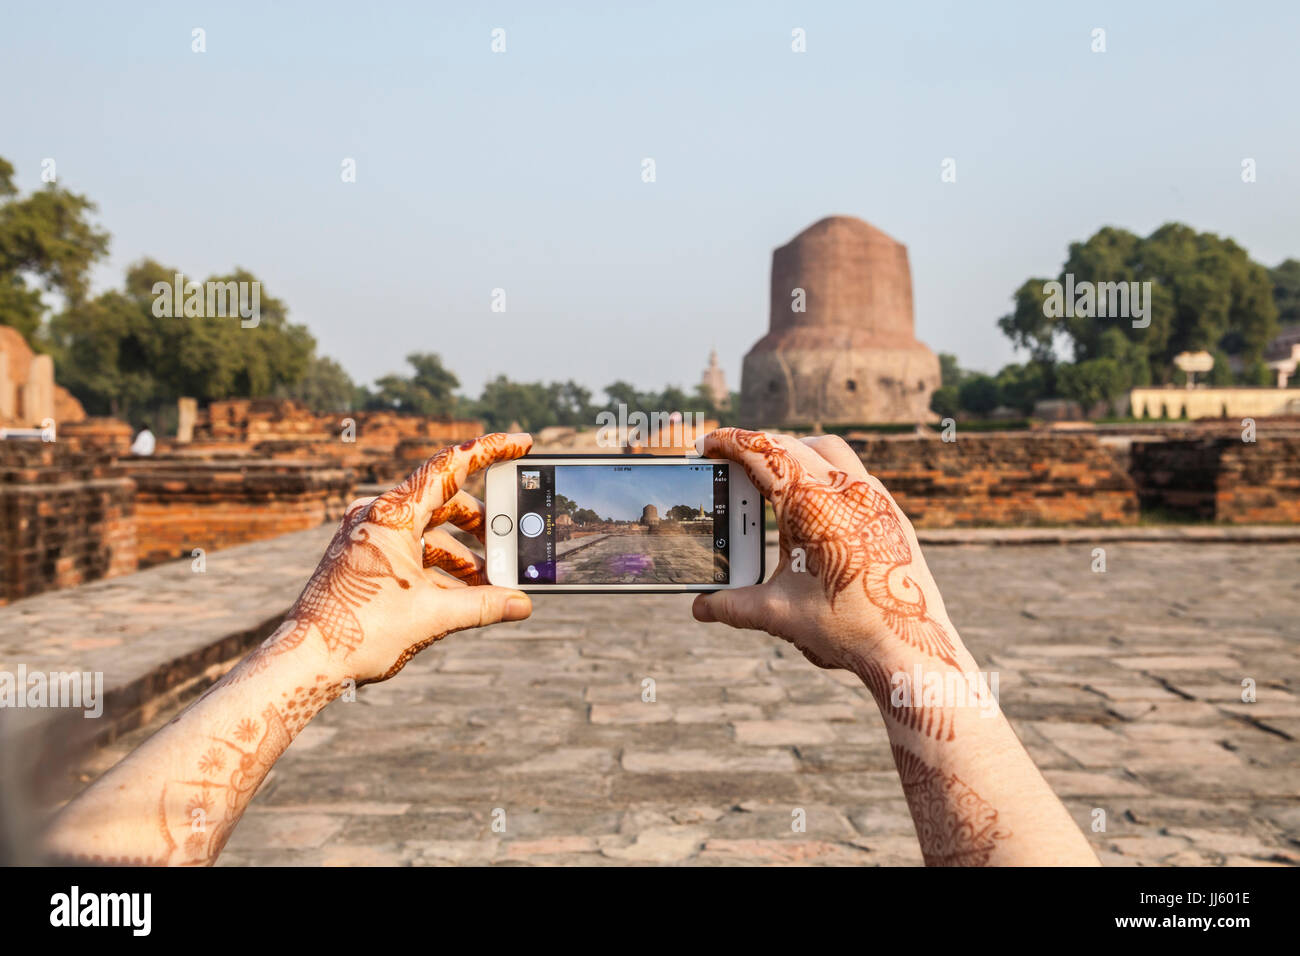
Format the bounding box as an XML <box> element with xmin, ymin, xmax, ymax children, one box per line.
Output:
<box><xmin>692</xmin><ymin>428</ymin><xmax>965</xmax><ymax>674</ymax></box>
<box><xmin>246</xmin><ymin>432</ymin><xmax>535</xmax><ymax>686</ymax></box>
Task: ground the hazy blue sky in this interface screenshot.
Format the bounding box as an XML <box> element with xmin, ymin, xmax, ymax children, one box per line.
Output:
<box><xmin>4</xmin><ymin>1</ymin><xmax>1297</xmax><ymax>399</ymax></box>
<box><xmin>556</xmin><ymin>465</ymin><xmax>714</xmax><ymax>521</ymax></box>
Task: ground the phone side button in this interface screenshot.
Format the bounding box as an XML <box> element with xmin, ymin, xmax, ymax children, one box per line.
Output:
<box><xmin>490</xmin><ymin>515</ymin><xmax>513</xmax><ymax>536</ymax></box>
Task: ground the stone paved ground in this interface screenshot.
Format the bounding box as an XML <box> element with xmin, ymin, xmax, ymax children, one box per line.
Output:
<box><xmin>73</xmin><ymin>540</ymin><xmax>1300</xmax><ymax>867</ymax></box>
<box><xmin>559</xmin><ymin>532</ymin><xmax>716</xmax><ymax>584</ymax></box>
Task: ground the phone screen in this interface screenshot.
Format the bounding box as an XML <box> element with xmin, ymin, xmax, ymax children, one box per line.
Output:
<box><xmin>515</xmin><ymin>463</ymin><xmax>730</xmax><ymax>585</ymax></box>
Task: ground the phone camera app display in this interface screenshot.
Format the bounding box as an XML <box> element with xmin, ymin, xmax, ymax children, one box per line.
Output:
<box><xmin>517</xmin><ymin>464</ymin><xmax>730</xmax><ymax>585</ymax></box>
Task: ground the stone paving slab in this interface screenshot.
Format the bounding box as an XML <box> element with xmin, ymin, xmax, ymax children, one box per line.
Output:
<box><xmin>0</xmin><ymin>524</ymin><xmax>335</xmax><ymax>763</ymax></box>
<box><xmin>0</xmin><ymin>523</ymin><xmax>334</xmax><ymax>677</ymax></box>
<box><xmin>15</xmin><ymin>532</ymin><xmax>1300</xmax><ymax>866</ymax></box>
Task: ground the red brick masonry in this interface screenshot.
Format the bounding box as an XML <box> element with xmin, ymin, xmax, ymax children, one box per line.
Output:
<box><xmin>129</xmin><ymin>457</ymin><xmax>354</xmax><ymax>567</ymax></box>
<box><xmin>1130</xmin><ymin>437</ymin><xmax>1300</xmax><ymax>524</ymax></box>
<box><xmin>843</xmin><ymin>433</ymin><xmax>1139</xmax><ymax>528</ymax></box>
<box><xmin>190</xmin><ymin>399</ymin><xmax>482</xmax><ymax>484</ymax></box>
<box><xmin>4</xmin><ymin>420</ymin><xmax>1296</xmax><ymax>604</ymax></box>
<box><xmin>0</xmin><ymin>442</ymin><xmax>137</xmax><ymax>604</ymax></box>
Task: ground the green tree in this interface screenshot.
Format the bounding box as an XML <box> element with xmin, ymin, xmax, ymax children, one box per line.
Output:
<box><xmin>996</xmin><ymin>279</ymin><xmax>1060</xmax><ymax>366</ymax></box>
<box><xmin>370</xmin><ymin>352</ymin><xmax>460</xmax><ymax>416</ymax></box>
<box><xmin>1000</xmin><ymin>223</ymin><xmax>1280</xmax><ymax>386</ymax></box>
<box><xmin>45</xmin><ymin>289</ymin><xmax>155</xmax><ymax>418</ymax></box>
<box><xmin>1240</xmin><ymin>358</ymin><xmax>1273</xmax><ymax>387</ymax></box>
<box><xmin>463</xmin><ymin>376</ymin><xmax>592</xmax><ymax>431</ymax></box>
<box><xmin>1271</xmin><ymin>259</ymin><xmax>1300</xmax><ymax>328</ymax></box>
<box><xmin>0</xmin><ymin>156</ymin><xmax>110</xmax><ymax>344</ymax></box>
<box><xmin>48</xmin><ymin>259</ymin><xmax>314</xmax><ymax>424</ymax></box>
<box><xmin>930</xmin><ymin>385</ymin><xmax>959</xmax><ymax>418</ymax></box>
<box><xmin>957</xmin><ymin>375</ymin><xmax>1000</xmax><ymax>415</ymax></box>
<box><xmin>1056</xmin><ymin>358</ymin><xmax>1128</xmax><ymax>413</ymax></box>
<box><xmin>280</xmin><ymin>354</ymin><xmax>356</xmax><ymax>412</ymax></box>
<box><xmin>1208</xmin><ymin>349</ymin><xmax>1234</xmax><ymax>387</ymax></box>
<box><xmin>993</xmin><ymin>362</ymin><xmax>1048</xmax><ymax>415</ymax></box>
<box><xmin>546</xmin><ymin>380</ymin><xmax>597</xmax><ymax>426</ymax></box>
<box><xmin>602</xmin><ymin>380</ymin><xmax>641</xmax><ymax>411</ymax></box>
<box><xmin>937</xmin><ymin>352</ymin><xmax>966</xmax><ymax>388</ymax></box>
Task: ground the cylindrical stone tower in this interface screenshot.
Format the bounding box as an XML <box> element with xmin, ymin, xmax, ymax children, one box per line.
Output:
<box><xmin>739</xmin><ymin>216</ymin><xmax>940</xmax><ymax>426</ymax></box>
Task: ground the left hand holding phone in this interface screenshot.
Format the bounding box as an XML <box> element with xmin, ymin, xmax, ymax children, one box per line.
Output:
<box><xmin>246</xmin><ymin>431</ymin><xmax>537</xmax><ymax>687</ymax></box>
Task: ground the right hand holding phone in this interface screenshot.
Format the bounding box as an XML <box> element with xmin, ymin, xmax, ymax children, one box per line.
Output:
<box><xmin>692</xmin><ymin>428</ymin><xmax>968</xmax><ymax>675</ymax></box>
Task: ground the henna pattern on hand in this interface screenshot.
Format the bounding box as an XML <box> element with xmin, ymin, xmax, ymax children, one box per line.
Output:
<box><xmin>48</xmin><ymin>436</ymin><xmax>528</xmax><ymax>866</ymax></box>
<box><xmin>240</xmin><ymin>434</ymin><xmax>520</xmax><ymax>678</ymax></box>
<box><xmin>850</xmin><ymin>656</ymin><xmax>955</xmax><ymax>741</ymax></box>
<box><xmin>892</xmin><ymin>744</ymin><xmax>1010</xmax><ymax>866</ymax></box>
<box><xmin>370</xmin><ymin>434</ymin><xmax>514</xmax><ymax>534</ymax></box>
<box><xmin>172</xmin><ymin>703</ymin><xmax>293</xmax><ymax>863</ymax></box>
<box><xmin>239</xmin><ymin>507</ymin><xmax>410</xmax><ymax>677</ymax></box>
<box><xmin>426</xmin><ymin>491</ymin><xmax>486</xmax><ymax>540</ymax></box>
<box><xmin>422</xmin><ymin>543</ymin><xmax>484</xmax><ymax>584</ymax></box>
<box><xmin>715</xmin><ymin>429</ymin><xmax>958</xmax><ymax>667</ymax></box>
<box><xmin>160</xmin><ymin>676</ymin><xmax>345</xmax><ymax>865</ymax></box>
<box><xmin>49</xmin><ymin>695</ymin><xmax>308</xmax><ymax>867</ymax></box>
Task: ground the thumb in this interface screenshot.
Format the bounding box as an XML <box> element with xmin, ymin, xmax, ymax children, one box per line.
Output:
<box><xmin>436</xmin><ymin>586</ymin><xmax>533</xmax><ymax>631</ymax></box>
<box><xmin>692</xmin><ymin>585</ymin><xmax>771</xmax><ymax>632</ymax></box>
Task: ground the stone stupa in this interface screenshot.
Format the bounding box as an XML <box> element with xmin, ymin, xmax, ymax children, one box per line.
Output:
<box><xmin>739</xmin><ymin>216</ymin><xmax>940</xmax><ymax>426</ymax></box>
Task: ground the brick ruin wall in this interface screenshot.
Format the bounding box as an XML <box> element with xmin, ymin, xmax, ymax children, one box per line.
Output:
<box><xmin>130</xmin><ymin>457</ymin><xmax>354</xmax><ymax>566</ymax></box>
<box><xmin>0</xmin><ymin>442</ymin><xmax>137</xmax><ymax>605</ymax></box>
<box><xmin>1130</xmin><ymin>437</ymin><xmax>1300</xmax><ymax>524</ymax></box>
<box><xmin>5</xmin><ymin>405</ymin><xmax>1299</xmax><ymax>604</ymax></box>
<box><xmin>844</xmin><ymin>433</ymin><xmax>1139</xmax><ymax>528</ymax></box>
<box><xmin>0</xmin><ymin>399</ymin><xmax>487</xmax><ymax>600</ymax></box>
<box><xmin>1216</xmin><ymin>438</ymin><xmax>1300</xmax><ymax>523</ymax></box>
<box><xmin>58</xmin><ymin>418</ymin><xmax>135</xmax><ymax>457</ymax></box>
<box><xmin>188</xmin><ymin>399</ymin><xmax>483</xmax><ymax>484</ymax></box>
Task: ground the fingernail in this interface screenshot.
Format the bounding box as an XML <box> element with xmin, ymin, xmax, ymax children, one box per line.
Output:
<box><xmin>504</xmin><ymin>596</ymin><xmax>531</xmax><ymax>621</ymax></box>
<box><xmin>694</xmin><ymin>435</ymin><xmax>707</xmax><ymax>456</ymax></box>
<box><xmin>692</xmin><ymin>596</ymin><xmax>715</xmax><ymax>622</ymax></box>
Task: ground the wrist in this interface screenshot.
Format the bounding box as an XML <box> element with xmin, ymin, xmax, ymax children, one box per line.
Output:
<box><xmin>839</xmin><ymin>636</ymin><xmax>977</xmax><ymax>694</ymax></box>
<box><xmin>230</xmin><ymin>636</ymin><xmax>353</xmax><ymax>725</ymax></box>
<box><xmin>841</xmin><ymin>608</ymin><xmax>973</xmax><ymax>671</ymax></box>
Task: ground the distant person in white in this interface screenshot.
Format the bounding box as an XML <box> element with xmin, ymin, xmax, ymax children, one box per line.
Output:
<box><xmin>130</xmin><ymin>429</ymin><xmax>155</xmax><ymax>456</ymax></box>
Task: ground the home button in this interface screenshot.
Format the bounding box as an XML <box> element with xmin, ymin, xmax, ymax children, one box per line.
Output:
<box><xmin>490</xmin><ymin>515</ymin><xmax>513</xmax><ymax>536</ymax></box>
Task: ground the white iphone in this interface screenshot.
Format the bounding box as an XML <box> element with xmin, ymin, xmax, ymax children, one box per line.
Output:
<box><xmin>484</xmin><ymin>456</ymin><xmax>765</xmax><ymax>592</ymax></box>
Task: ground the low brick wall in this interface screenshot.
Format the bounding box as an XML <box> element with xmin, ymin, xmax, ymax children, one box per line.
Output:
<box><xmin>1131</xmin><ymin>437</ymin><xmax>1300</xmax><ymax>524</ymax></box>
<box><xmin>1218</xmin><ymin>438</ymin><xmax>1300</xmax><ymax>523</ymax></box>
<box><xmin>129</xmin><ymin>457</ymin><xmax>354</xmax><ymax>566</ymax></box>
<box><xmin>197</xmin><ymin>399</ymin><xmax>480</xmax><ymax>446</ymax></box>
<box><xmin>844</xmin><ymin>433</ymin><xmax>1138</xmax><ymax>527</ymax></box>
<box><xmin>174</xmin><ymin>399</ymin><xmax>482</xmax><ymax>484</ymax></box>
<box><xmin>0</xmin><ymin>442</ymin><xmax>137</xmax><ymax>604</ymax></box>
<box><xmin>57</xmin><ymin>417</ymin><xmax>134</xmax><ymax>456</ymax></box>
<box><xmin>1128</xmin><ymin>440</ymin><xmax>1221</xmax><ymax>520</ymax></box>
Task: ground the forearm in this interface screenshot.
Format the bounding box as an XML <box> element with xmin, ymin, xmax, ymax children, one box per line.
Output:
<box><xmin>42</xmin><ymin>645</ymin><xmax>346</xmax><ymax>866</ymax></box>
<box><xmin>846</xmin><ymin>634</ymin><xmax>1099</xmax><ymax>866</ymax></box>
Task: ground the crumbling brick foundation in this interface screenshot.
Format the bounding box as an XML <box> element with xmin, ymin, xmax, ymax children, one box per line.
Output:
<box><xmin>1130</xmin><ymin>437</ymin><xmax>1300</xmax><ymax>523</ymax></box>
<box><xmin>129</xmin><ymin>456</ymin><xmax>355</xmax><ymax>567</ymax></box>
<box><xmin>0</xmin><ymin>442</ymin><xmax>137</xmax><ymax>604</ymax></box>
<box><xmin>844</xmin><ymin>433</ymin><xmax>1139</xmax><ymax>527</ymax></box>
